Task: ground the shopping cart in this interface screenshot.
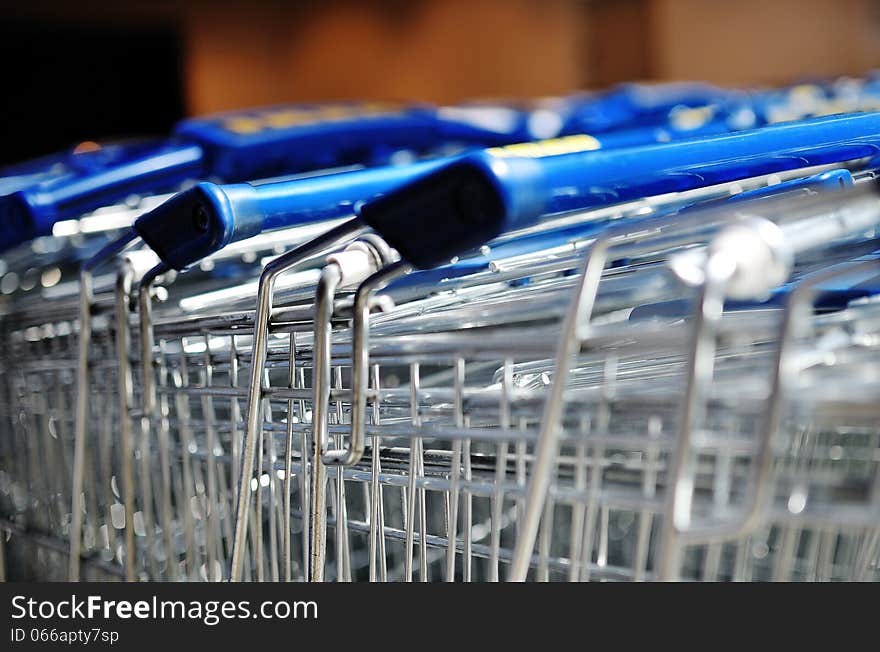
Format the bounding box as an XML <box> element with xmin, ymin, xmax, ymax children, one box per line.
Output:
<box><xmin>311</xmin><ymin>185</ymin><xmax>879</xmax><ymax>582</ymax></box>
<box><xmin>1</xmin><ymin>101</ymin><xmax>879</xmax><ymax>582</ymax></box>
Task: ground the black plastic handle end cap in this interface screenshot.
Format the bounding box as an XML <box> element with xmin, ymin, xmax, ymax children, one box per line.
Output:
<box><xmin>357</xmin><ymin>159</ymin><xmax>506</xmax><ymax>269</ymax></box>
<box><xmin>134</xmin><ymin>182</ymin><xmax>234</xmax><ymax>271</ymax></box>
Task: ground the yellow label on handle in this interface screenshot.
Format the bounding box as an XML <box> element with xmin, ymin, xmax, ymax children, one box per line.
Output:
<box><xmin>486</xmin><ymin>134</ymin><xmax>602</xmax><ymax>159</ymax></box>
<box><xmin>221</xmin><ymin>102</ymin><xmax>403</xmax><ymax>135</ymax></box>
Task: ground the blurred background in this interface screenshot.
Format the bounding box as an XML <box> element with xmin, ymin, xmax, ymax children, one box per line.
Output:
<box><xmin>3</xmin><ymin>0</ymin><xmax>880</xmax><ymax>165</ymax></box>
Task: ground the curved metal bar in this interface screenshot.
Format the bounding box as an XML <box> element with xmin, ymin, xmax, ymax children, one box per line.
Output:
<box><xmin>329</xmin><ymin>261</ymin><xmax>411</xmax><ymax>469</ymax></box>
<box><xmin>307</xmin><ymin>263</ymin><xmax>342</xmax><ymax>582</ymax></box>
<box><xmin>229</xmin><ymin>218</ymin><xmax>366</xmax><ymax>582</ymax></box>
<box><xmin>114</xmin><ymin>257</ymin><xmax>139</xmax><ymax>581</ymax></box>
<box><xmin>655</xmin><ymin>252</ymin><xmax>735</xmax><ymax>580</ymax></box>
<box><xmin>69</xmin><ymin>230</ymin><xmax>139</xmax><ymax>581</ymax></box>
<box><xmin>137</xmin><ymin>263</ymin><xmax>174</xmax><ymax>579</ymax></box>
<box><xmin>660</xmin><ymin>257</ymin><xmax>880</xmax><ymax>573</ymax></box>
<box><xmin>508</xmin><ymin>235</ymin><xmax>612</xmax><ymax>581</ymax></box>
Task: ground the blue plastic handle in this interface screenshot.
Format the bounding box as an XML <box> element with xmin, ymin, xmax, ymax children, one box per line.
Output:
<box><xmin>727</xmin><ymin>168</ymin><xmax>854</xmax><ymax>202</ymax></box>
<box><xmin>136</xmin><ymin>113</ymin><xmax>880</xmax><ymax>272</ymax></box>
<box><xmin>385</xmin><ymin>168</ymin><xmax>857</xmax><ymax>293</ymax></box>
<box><xmin>360</xmin><ymin>113</ymin><xmax>880</xmax><ymax>268</ymax></box>
<box><xmin>174</xmin><ymin>101</ymin><xmax>517</xmax><ymax>181</ymax></box>
<box><xmin>558</xmin><ymin>82</ymin><xmax>735</xmax><ymax>134</ymax></box>
<box><xmin>576</xmin><ymin>99</ymin><xmax>764</xmax><ymax>149</ymax></box>
<box><xmin>0</xmin><ymin>151</ymin><xmax>77</xmax><ymax>197</ymax></box>
<box><xmin>1</xmin><ymin>83</ymin><xmax>843</xmax><ymax>254</ymax></box>
<box><xmin>133</xmin><ymin>108</ymin><xmax>773</xmax><ymax>270</ymax></box>
<box><xmin>446</xmin><ymin>82</ymin><xmax>747</xmax><ymax>144</ymax></box>
<box><xmin>0</xmin><ymin>101</ymin><xmax>543</xmax><ymax>253</ymax></box>
<box><xmin>0</xmin><ymin>141</ymin><xmax>205</xmax><ymax>252</ymax></box>
<box><xmin>134</xmin><ymin>158</ymin><xmax>449</xmax><ymax>270</ymax></box>
<box><xmin>0</xmin><ymin>139</ymin><xmax>186</xmax><ymax>197</ymax></box>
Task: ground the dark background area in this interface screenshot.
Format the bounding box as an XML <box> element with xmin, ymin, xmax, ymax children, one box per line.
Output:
<box><xmin>0</xmin><ymin>19</ymin><xmax>184</xmax><ymax>165</ymax></box>
<box><xmin>2</xmin><ymin>0</ymin><xmax>880</xmax><ymax>166</ymax></box>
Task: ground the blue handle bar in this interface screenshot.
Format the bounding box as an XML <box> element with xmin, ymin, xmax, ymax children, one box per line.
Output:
<box><xmin>0</xmin><ymin>141</ymin><xmax>204</xmax><ymax>252</ymax></box>
<box><xmin>727</xmin><ymin>168</ymin><xmax>853</xmax><ymax>202</ymax></box>
<box><xmin>0</xmin><ymin>82</ymin><xmax>830</xmax><ymax>253</ymax></box>
<box><xmin>360</xmin><ymin>113</ymin><xmax>880</xmax><ymax>268</ymax></box>
<box><xmin>384</xmin><ymin>168</ymin><xmax>857</xmax><ymax>294</ymax></box>
<box><xmin>139</xmin><ymin>109</ymin><xmax>743</xmax><ymax>270</ymax></box>
<box><xmin>0</xmin><ymin>82</ymin><xmax>769</xmax><ymax>253</ymax></box>
<box><xmin>0</xmin><ymin>101</ymin><xmax>546</xmax><ymax>252</ymax></box>
<box><xmin>136</xmin><ymin>120</ymin><xmax>756</xmax><ymax>271</ymax></box>
<box><xmin>7</xmin><ymin>85</ymin><xmax>879</xmax><ymax>263</ymax></box>
<box><xmin>136</xmin><ymin>113</ymin><xmax>880</xmax><ymax>272</ymax></box>
<box><xmin>559</xmin><ymin>82</ymin><xmax>734</xmax><ymax>134</ymax></box>
<box><xmin>0</xmin><ymin>152</ymin><xmax>84</xmax><ymax>197</ymax></box>
<box><xmin>135</xmin><ymin>158</ymin><xmax>449</xmax><ymax>270</ymax></box>
<box><xmin>0</xmin><ymin>138</ymin><xmax>191</xmax><ymax>197</ymax></box>
<box><xmin>173</xmin><ymin>101</ymin><xmax>528</xmax><ymax>181</ymax></box>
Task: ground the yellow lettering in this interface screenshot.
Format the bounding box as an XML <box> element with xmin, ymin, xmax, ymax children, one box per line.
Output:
<box><xmin>670</xmin><ymin>105</ymin><xmax>715</xmax><ymax>131</ymax></box>
<box><xmin>263</xmin><ymin>109</ymin><xmax>312</xmax><ymax>129</ymax></box>
<box><xmin>223</xmin><ymin>117</ymin><xmax>264</xmax><ymax>134</ymax></box>
<box><xmin>220</xmin><ymin>103</ymin><xmax>403</xmax><ymax>134</ymax></box>
<box><xmin>487</xmin><ymin>134</ymin><xmax>602</xmax><ymax>159</ymax></box>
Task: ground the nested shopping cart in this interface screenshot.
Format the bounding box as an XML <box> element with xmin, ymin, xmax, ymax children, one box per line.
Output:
<box><xmin>1</xmin><ymin>109</ymin><xmax>879</xmax><ymax>582</ymax></box>
<box><xmin>293</xmin><ymin>184</ymin><xmax>880</xmax><ymax>582</ymax></box>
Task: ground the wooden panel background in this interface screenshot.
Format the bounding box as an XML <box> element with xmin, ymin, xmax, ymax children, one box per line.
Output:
<box><xmin>5</xmin><ymin>0</ymin><xmax>880</xmax><ymax>115</ymax></box>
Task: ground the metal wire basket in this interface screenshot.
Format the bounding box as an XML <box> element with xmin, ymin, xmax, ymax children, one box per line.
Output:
<box><xmin>1</xmin><ymin>120</ymin><xmax>879</xmax><ymax>583</ymax></box>
<box><xmin>2</xmin><ymin>170</ymin><xmax>876</xmax><ymax>583</ymax></box>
